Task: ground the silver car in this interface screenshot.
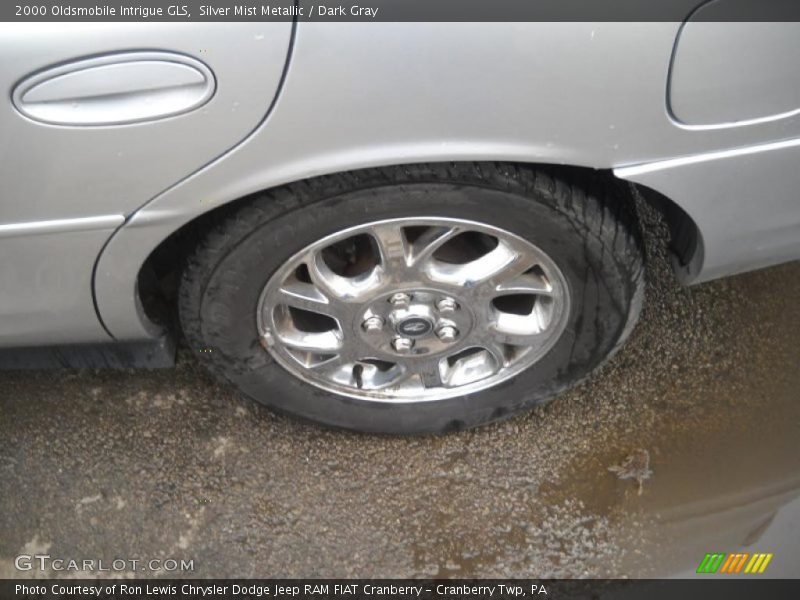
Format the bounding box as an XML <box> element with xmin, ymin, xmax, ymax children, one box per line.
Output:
<box><xmin>2</xmin><ymin>19</ymin><xmax>799</xmax><ymax>433</ymax></box>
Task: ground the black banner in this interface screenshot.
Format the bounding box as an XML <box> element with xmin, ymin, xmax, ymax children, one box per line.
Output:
<box><xmin>3</xmin><ymin>580</ymin><xmax>800</xmax><ymax>600</ymax></box>
<box><xmin>3</xmin><ymin>0</ymin><xmax>800</xmax><ymax>22</ymax></box>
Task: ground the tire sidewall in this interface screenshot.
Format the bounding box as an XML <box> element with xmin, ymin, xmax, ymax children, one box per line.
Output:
<box><xmin>187</xmin><ymin>182</ymin><xmax>635</xmax><ymax>433</ymax></box>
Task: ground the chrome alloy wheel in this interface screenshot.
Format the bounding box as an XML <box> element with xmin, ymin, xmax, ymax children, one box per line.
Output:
<box><xmin>257</xmin><ymin>217</ymin><xmax>570</xmax><ymax>402</ymax></box>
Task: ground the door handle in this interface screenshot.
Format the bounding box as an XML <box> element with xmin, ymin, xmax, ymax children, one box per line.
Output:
<box><xmin>13</xmin><ymin>52</ymin><xmax>216</xmax><ymax>126</ymax></box>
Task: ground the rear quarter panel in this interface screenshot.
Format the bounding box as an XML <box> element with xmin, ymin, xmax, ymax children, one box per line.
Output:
<box><xmin>95</xmin><ymin>22</ymin><xmax>800</xmax><ymax>340</ymax></box>
<box><xmin>0</xmin><ymin>23</ymin><xmax>292</xmax><ymax>345</ymax></box>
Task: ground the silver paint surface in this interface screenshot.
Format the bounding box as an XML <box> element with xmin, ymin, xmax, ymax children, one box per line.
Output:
<box><xmin>1</xmin><ymin>21</ymin><xmax>799</xmax><ymax>345</ymax></box>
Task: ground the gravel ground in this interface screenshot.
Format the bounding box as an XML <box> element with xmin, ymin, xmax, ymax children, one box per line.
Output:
<box><xmin>1</xmin><ymin>211</ymin><xmax>799</xmax><ymax>579</ymax></box>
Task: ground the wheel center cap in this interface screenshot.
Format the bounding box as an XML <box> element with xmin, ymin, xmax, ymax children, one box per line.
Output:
<box><xmin>396</xmin><ymin>316</ymin><xmax>433</xmax><ymax>338</ymax></box>
<box><xmin>357</xmin><ymin>289</ymin><xmax>473</xmax><ymax>358</ymax></box>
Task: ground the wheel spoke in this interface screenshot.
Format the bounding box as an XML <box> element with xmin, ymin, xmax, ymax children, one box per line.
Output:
<box><xmin>482</xmin><ymin>342</ymin><xmax>509</xmax><ymax>370</ymax></box>
<box><xmin>491</xmin><ymin>326</ymin><xmax>546</xmax><ymax>348</ymax></box>
<box><xmin>306</xmin><ymin>253</ymin><xmax>344</xmax><ymax>296</ymax></box>
<box><xmin>440</xmin><ymin>348</ymin><xmax>500</xmax><ymax>387</ymax></box>
<box><xmin>277</xmin><ymin>328</ymin><xmax>342</xmax><ymax>353</ymax></box>
<box><xmin>308</xmin><ymin>355</ymin><xmax>407</xmax><ymax>391</ymax></box>
<box><xmin>276</xmin><ymin>282</ymin><xmax>338</xmax><ymax>316</ymax></box>
<box><xmin>370</xmin><ymin>223</ymin><xmax>411</xmax><ymax>277</ymax></box>
<box><xmin>494</xmin><ymin>270</ymin><xmax>552</xmax><ymax>296</ymax></box>
<box><xmin>410</xmin><ymin>359</ymin><xmax>444</xmax><ymax>388</ymax></box>
<box><xmin>306</xmin><ymin>353</ymin><xmax>348</xmax><ymax>370</ymax></box>
<box><xmin>483</xmin><ymin>243</ymin><xmax>540</xmax><ymax>287</ymax></box>
<box><xmin>355</xmin><ymin>360</ymin><xmax>405</xmax><ymax>390</ymax></box>
<box><xmin>305</xmin><ymin>251</ymin><xmax>382</xmax><ymax>304</ymax></box>
<box><xmin>309</xmin><ymin>355</ymin><xmax>361</xmax><ymax>388</ymax></box>
<box><xmin>408</xmin><ymin>226</ymin><xmax>461</xmax><ymax>264</ymax></box>
<box><xmin>427</xmin><ymin>240</ymin><xmax>534</xmax><ymax>289</ymax></box>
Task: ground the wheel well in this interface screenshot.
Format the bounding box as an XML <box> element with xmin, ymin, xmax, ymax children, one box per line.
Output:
<box><xmin>626</xmin><ymin>180</ymin><xmax>704</xmax><ymax>281</ymax></box>
<box><xmin>136</xmin><ymin>161</ymin><xmax>702</xmax><ymax>331</ymax></box>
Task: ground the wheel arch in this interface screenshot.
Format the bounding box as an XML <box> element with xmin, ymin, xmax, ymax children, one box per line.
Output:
<box><xmin>125</xmin><ymin>161</ymin><xmax>701</xmax><ymax>341</ymax></box>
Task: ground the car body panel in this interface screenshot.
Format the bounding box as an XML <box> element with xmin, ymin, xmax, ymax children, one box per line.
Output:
<box><xmin>0</xmin><ymin>227</ymin><xmax>118</xmax><ymax>345</ymax></box>
<box><xmin>669</xmin><ymin>22</ymin><xmax>800</xmax><ymax>128</ymax></box>
<box><xmin>617</xmin><ymin>138</ymin><xmax>800</xmax><ymax>283</ymax></box>
<box><xmin>93</xmin><ymin>22</ymin><xmax>800</xmax><ymax>341</ymax></box>
<box><xmin>1</xmin><ymin>22</ymin><xmax>799</xmax><ymax>347</ymax></box>
<box><xmin>0</xmin><ymin>23</ymin><xmax>293</xmax><ymax>345</ymax></box>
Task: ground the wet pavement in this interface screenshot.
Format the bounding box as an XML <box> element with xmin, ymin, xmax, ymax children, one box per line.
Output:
<box><xmin>1</xmin><ymin>213</ymin><xmax>799</xmax><ymax>579</ymax></box>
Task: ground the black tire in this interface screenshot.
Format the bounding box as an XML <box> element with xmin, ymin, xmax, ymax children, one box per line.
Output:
<box><xmin>179</xmin><ymin>163</ymin><xmax>644</xmax><ymax>434</ymax></box>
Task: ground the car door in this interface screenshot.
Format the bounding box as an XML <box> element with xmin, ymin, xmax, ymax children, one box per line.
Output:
<box><xmin>0</xmin><ymin>23</ymin><xmax>293</xmax><ymax>345</ymax></box>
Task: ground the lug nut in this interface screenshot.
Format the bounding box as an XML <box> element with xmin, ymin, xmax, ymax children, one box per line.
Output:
<box><xmin>362</xmin><ymin>316</ymin><xmax>384</xmax><ymax>333</ymax></box>
<box><xmin>436</xmin><ymin>325</ymin><xmax>459</xmax><ymax>343</ymax></box>
<box><xmin>436</xmin><ymin>297</ymin><xmax>458</xmax><ymax>313</ymax></box>
<box><xmin>390</xmin><ymin>292</ymin><xmax>411</xmax><ymax>307</ymax></box>
<box><xmin>392</xmin><ymin>337</ymin><xmax>414</xmax><ymax>353</ymax></box>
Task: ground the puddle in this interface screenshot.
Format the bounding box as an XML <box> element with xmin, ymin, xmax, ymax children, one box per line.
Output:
<box><xmin>540</xmin><ymin>263</ymin><xmax>800</xmax><ymax>577</ymax></box>
<box><xmin>403</xmin><ymin>258</ymin><xmax>800</xmax><ymax>579</ymax></box>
